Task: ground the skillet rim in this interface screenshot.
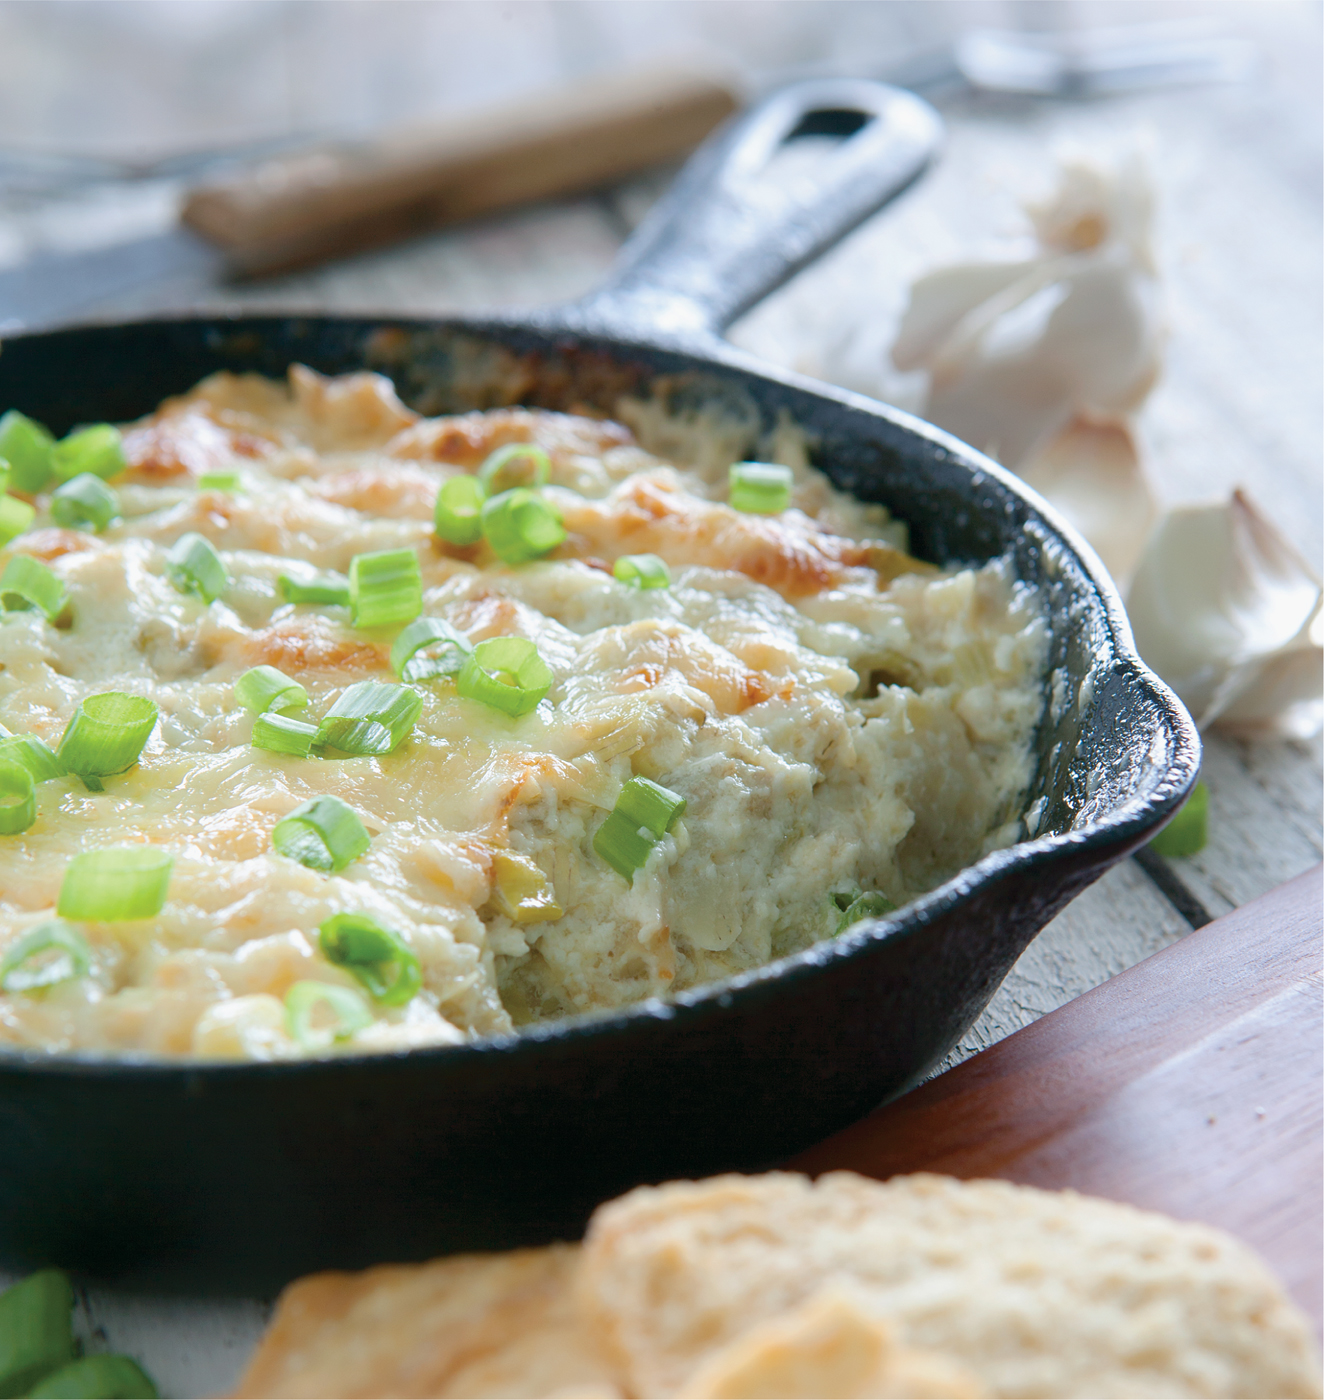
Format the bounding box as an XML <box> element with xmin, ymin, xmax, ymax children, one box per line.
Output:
<box><xmin>0</xmin><ymin>310</ymin><xmax>1202</xmax><ymax>1081</ymax></box>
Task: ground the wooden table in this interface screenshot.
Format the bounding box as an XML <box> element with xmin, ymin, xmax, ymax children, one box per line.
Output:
<box><xmin>0</xmin><ymin>5</ymin><xmax>1318</xmax><ymax>1393</ymax></box>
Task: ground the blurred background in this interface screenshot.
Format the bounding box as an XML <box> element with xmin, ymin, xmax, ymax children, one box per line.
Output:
<box><xmin>0</xmin><ymin>0</ymin><xmax>1316</xmax><ymax>565</ymax></box>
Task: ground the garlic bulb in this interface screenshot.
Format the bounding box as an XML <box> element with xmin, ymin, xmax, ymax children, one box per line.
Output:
<box><xmin>893</xmin><ymin>152</ymin><xmax>1162</xmax><ymax>471</ymax></box>
<box><xmin>1126</xmin><ymin>490</ymin><xmax>1323</xmax><ymax>738</ymax></box>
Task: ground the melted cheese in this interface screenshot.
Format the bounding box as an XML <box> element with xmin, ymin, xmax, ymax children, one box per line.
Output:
<box><xmin>0</xmin><ymin>369</ymin><xmax>1047</xmax><ymax>1059</ymax></box>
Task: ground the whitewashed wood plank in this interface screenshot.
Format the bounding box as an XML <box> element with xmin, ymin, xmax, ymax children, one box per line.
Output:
<box><xmin>1162</xmin><ymin>733</ymin><xmax>1324</xmax><ymax>920</ymax></box>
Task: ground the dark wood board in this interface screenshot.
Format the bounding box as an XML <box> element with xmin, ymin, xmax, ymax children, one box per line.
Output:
<box><xmin>792</xmin><ymin>865</ymin><xmax>1324</xmax><ymax>1333</ymax></box>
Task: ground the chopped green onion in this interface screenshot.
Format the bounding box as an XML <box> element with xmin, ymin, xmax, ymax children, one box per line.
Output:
<box><xmin>235</xmin><ymin>665</ymin><xmax>308</xmax><ymax>715</ymax></box>
<box><xmin>613</xmin><ymin>553</ymin><xmax>671</xmax><ymax>590</ymax></box>
<box><xmin>390</xmin><ymin>616</ymin><xmax>472</xmax><ymax>683</ymax></box>
<box><xmin>0</xmin><ymin>412</ymin><xmax>55</xmax><ymax>493</ymax></box>
<box><xmin>1148</xmin><ymin>780</ymin><xmax>1209</xmax><ymax>858</ymax></box>
<box><xmin>0</xmin><ymin>494</ymin><xmax>36</xmax><ymax>546</ymax></box>
<box><xmin>0</xmin><ymin>1268</ymin><xmax>75</xmax><ymax>1397</ymax></box>
<box><xmin>593</xmin><ymin>776</ymin><xmax>686</xmax><ymax>881</ymax></box>
<box><xmin>729</xmin><ymin>461</ymin><xmax>793</xmax><ymax>514</ymax></box>
<box><xmin>0</xmin><ymin>734</ymin><xmax>63</xmax><ymax>783</ymax></box>
<box><xmin>319</xmin><ymin>912</ymin><xmax>422</xmax><ymax>1006</ymax></box>
<box><xmin>592</xmin><ymin>810</ymin><xmax>657</xmax><ymax>883</ymax></box>
<box><xmin>0</xmin><ymin>555</ymin><xmax>67</xmax><ymax>621</ymax></box>
<box><xmin>433</xmin><ymin>474</ymin><xmax>487</xmax><ymax>546</ymax></box>
<box><xmin>285</xmin><ymin>980</ymin><xmax>373</xmax><ymax>1052</ymax></box>
<box><xmin>456</xmin><ymin>637</ymin><xmax>552</xmax><ymax>717</ymax></box>
<box><xmin>278</xmin><ymin>567</ymin><xmax>351</xmax><ymax>607</ymax></box>
<box><xmin>615</xmin><ymin>776</ymin><xmax>687</xmax><ymax>837</ymax></box>
<box><xmin>349</xmin><ymin>547</ymin><xmax>422</xmax><ymax>629</ymax></box>
<box><xmin>271</xmin><ymin>795</ymin><xmax>370</xmax><ymax>872</ymax></box>
<box><xmin>57</xmin><ymin>846</ymin><xmax>174</xmax><ymax>921</ymax></box>
<box><xmin>51</xmin><ymin>424</ymin><xmax>126</xmax><ymax>482</ymax></box>
<box><xmin>481</xmin><ymin>488</ymin><xmax>565</xmax><ymax>564</ymax></box>
<box><xmin>0</xmin><ymin>758</ymin><xmax>35</xmax><ymax>835</ymax></box>
<box><xmin>165</xmin><ymin>532</ymin><xmax>228</xmax><ymax>603</ymax></box>
<box><xmin>28</xmin><ymin>1354</ymin><xmax>159</xmax><ymax>1399</ymax></box>
<box><xmin>315</xmin><ymin>681</ymin><xmax>422</xmax><ymax>756</ymax></box>
<box><xmin>835</xmin><ymin>891</ymin><xmax>897</xmax><ymax>934</ymax></box>
<box><xmin>56</xmin><ymin>692</ymin><xmax>158</xmax><ymax>783</ymax></box>
<box><xmin>50</xmin><ymin>472</ymin><xmax>119</xmax><ymax>532</ymax></box>
<box><xmin>251</xmin><ymin>711</ymin><xmax>319</xmax><ymax>757</ymax></box>
<box><xmin>197</xmin><ymin>471</ymin><xmax>241</xmax><ymax>491</ymax></box>
<box><xmin>0</xmin><ymin>921</ymin><xmax>91</xmax><ymax>993</ymax></box>
<box><xmin>477</xmin><ymin>442</ymin><xmax>551</xmax><ymax>495</ymax></box>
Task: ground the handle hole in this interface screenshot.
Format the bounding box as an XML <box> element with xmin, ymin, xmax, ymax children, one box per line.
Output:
<box><xmin>783</xmin><ymin>108</ymin><xmax>873</xmax><ymax>142</ymax></box>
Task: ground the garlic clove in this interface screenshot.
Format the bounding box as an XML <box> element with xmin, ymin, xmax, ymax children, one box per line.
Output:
<box><xmin>1125</xmin><ymin>489</ymin><xmax>1323</xmax><ymax>734</ymax></box>
<box><xmin>1026</xmin><ymin>152</ymin><xmax>1156</xmax><ymax>271</ymax></box>
<box><xmin>891</xmin><ymin>259</ymin><xmax>1044</xmax><ymax>372</ymax></box>
<box><xmin>891</xmin><ymin>152</ymin><xmax>1163</xmax><ymax>471</ymax></box>
<box><xmin>921</xmin><ymin>250</ymin><xmax>1162</xmax><ymax>468</ymax></box>
<box><xmin>1211</xmin><ymin>602</ymin><xmax>1322</xmax><ymax>739</ymax></box>
<box><xmin>1017</xmin><ymin>415</ymin><xmax>1158</xmax><ymax>585</ymax></box>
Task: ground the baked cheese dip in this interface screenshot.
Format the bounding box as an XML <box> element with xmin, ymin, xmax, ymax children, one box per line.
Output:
<box><xmin>0</xmin><ymin>367</ymin><xmax>1047</xmax><ymax>1059</ymax></box>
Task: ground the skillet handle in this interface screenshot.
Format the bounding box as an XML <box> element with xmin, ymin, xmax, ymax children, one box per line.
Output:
<box><xmin>553</xmin><ymin>79</ymin><xmax>942</xmax><ymax>351</ymax></box>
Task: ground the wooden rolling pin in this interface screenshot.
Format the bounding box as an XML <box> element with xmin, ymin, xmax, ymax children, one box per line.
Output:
<box><xmin>181</xmin><ymin>67</ymin><xmax>738</xmax><ymax>278</ymax></box>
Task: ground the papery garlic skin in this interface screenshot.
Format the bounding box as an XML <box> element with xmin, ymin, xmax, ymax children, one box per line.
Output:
<box><xmin>1126</xmin><ymin>490</ymin><xmax>1323</xmax><ymax>737</ymax></box>
<box><xmin>893</xmin><ymin>153</ymin><xmax>1163</xmax><ymax>472</ymax></box>
<box><xmin>1017</xmin><ymin>416</ymin><xmax>1158</xmax><ymax>584</ymax></box>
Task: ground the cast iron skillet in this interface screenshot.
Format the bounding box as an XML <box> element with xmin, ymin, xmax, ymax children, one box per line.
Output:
<box><xmin>0</xmin><ymin>82</ymin><xmax>1198</xmax><ymax>1292</ymax></box>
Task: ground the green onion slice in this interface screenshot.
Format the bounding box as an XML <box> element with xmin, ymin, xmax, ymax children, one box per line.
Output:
<box><xmin>434</xmin><ymin>474</ymin><xmax>487</xmax><ymax>546</ymax></box>
<box><xmin>477</xmin><ymin>442</ymin><xmax>551</xmax><ymax>495</ymax></box>
<box><xmin>349</xmin><ymin>547</ymin><xmax>422</xmax><ymax>630</ymax></box>
<box><xmin>615</xmin><ymin>776</ymin><xmax>687</xmax><ymax>837</ymax></box>
<box><xmin>57</xmin><ymin>846</ymin><xmax>174</xmax><ymax>921</ymax></box>
<box><xmin>284</xmin><ymin>979</ymin><xmax>373</xmax><ymax>1052</ymax></box>
<box><xmin>592</xmin><ymin>809</ymin><xmax>657</xmax><ymax>883</ymax></box>
<box><xmin>729</xmin><ymin>461</ymin><xmax>794</xmax><ymax>514</ymax></box>
<box><xmin>0</xmin><ymin>411</ymin><xmax>56</xmax><ymax>493</ymax></box>
<box><xmin>251</xmin><ymin>711</ymin><xmax>319</xmax><ymax>757</ymax></box>
<box><xmin>315</xmin><ymin>681</ymin><xmax>423</xmax><ymax>756</ymax></box>
<box><xmin>271</xmin><ymin>795</ymin><xmax>370</xmax><ymax>871</ymax></box>
<box><xmin>56</xmin><ymin>692</ymin><xmax>158</xmax><ymax>782</ymax></box>
<box><xmin>0</xmin><ymin>555</ymin><xmax>67</xmax><ymax>621</ymax></box>
<box><xmin>0</xmin><ymin>921</ymin><xmax>91</xmax><ymax>993</ymax></box>
<box><xmin>235</xmin><ymin>665</ymin><xmax>308</xmax><ymax>715</ymax></box>
<box><xmin>456</xmin><ymin>637</ymin><xmax>552</xmax><ymax>717</ymax></box>
<box><xmin>1148</xmin><ymin>780</ymin><xmax>1209</xmax><ymax>859</ymax></box>
<box><xmin>27</xmin><ymin>1354</ymin><xmax>159</xmax><ymax>1399</ymax></box>
<box><xmin>0</xmin><ymin>758</ymin><xmax>35</xmax><ymax>835</ymax></box>
<box><xmin>197</xmin><ymin>471</ymin><xmax>241</xmax><ymax>491</ymax></box>
<box><xmin>835</xmin><ymin>891</ymin><xmax>897</xmax><ymax>934</ymax></box>
<box><xmin>0</xmin><ymin>734</ymin><xmax>63</xmax><ymax>783</ymax></box>
<box><xmin>481</xmin><ymin>488</ymin><xmax>565</xmax><ymax>565</ymax></box>
<box><xmin>278</xmin><ymin>566</ymin><xmax>351</xmax><ymax>606</ymax></box>
<box><xmin>592</xmin><ymin>776</ymin><xmax>686</xmax><ymax>881</ymax></box>
<box><xmin>50</xmin><ymin>472</ymin><xmax>119</xmax><ymax>532</ymax></box>
<box><xmin>51</xmin><ymin>424</ymin><xmax>126</xmax><ymax>482</ymax></box>
<box><xmin>0</xmin><ymin>494</ymin><xmax>36</xmax><ymax>546</ymax></box>
<box><xmin>390</xmin><ymin>617</ymin><xmax>472</xmax><ymax>683</ymax></box>
<box><xmin>613</xmin><ymin>553</ymin><xmax>671</xmax><ymax>590</ymax></box>
<box><xmin>0</xmin><ymin>1267</ymin><xmax>75</xmax><ymax>1397</ymax></box>
<box><xmin>319</xmin><ymin>912</ymin><xmax>422</xmax><ymax>1006</ymax></box>
<box><xmin>165</xmin><ymin>532</ymin><xmax>228</xmax><ymax>603</ymax></box>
